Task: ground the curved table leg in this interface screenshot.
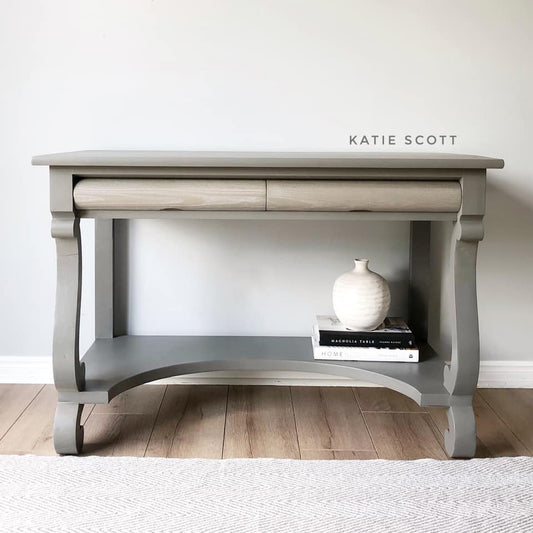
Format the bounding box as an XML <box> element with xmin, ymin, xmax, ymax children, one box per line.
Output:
<box><xmin>54</xmin><ymin>402</ymin><xmax>84</xmax><ymax>455</ymax></box>
<box><xmin>51</xmin><ymin>195</ymin><xmax>86</xmax><ymax>454</ymax></box>
<box><xmin>443</xmin><ymin>172</ymin><xmax>485</xmax><ymax>458</ymax></box>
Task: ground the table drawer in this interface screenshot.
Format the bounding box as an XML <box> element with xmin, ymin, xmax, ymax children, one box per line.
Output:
<box><xmin>73</xmin><ymin>179</ymin><xmax>266</xmax><ymax>211</ymax></box>
<box><xmin>266</xmin><ymin>180</ymin><xmax>461</xmax><ymax>212</ymax></box>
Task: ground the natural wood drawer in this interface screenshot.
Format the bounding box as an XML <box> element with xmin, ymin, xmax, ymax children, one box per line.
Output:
<box><xmin>266</xmin><ymin>180</ymin><xmax>462</xmax><ymax>212</ymax></box>
<box><xmin>73</xmin><ymin>178</ymin><xmax>462</xmax><ymax>213</ymax></box>
<box><xmin>73</xmin><ymin>179</ymin><xmax>266</xmax><ymax>211</ymax></box>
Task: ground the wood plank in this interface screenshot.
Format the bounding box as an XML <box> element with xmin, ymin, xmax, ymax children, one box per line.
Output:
<box><xmin>0</xmin><ymin>384</ymin><xmax>43</xmax><ymax>440</ymax></box>
<box><xmin>223</xmin><ymin>386</ymin><xmax>299</xmax><ymax>459</ymax></box>
<box><xmin>333</xmin><ymin>450</ymin><xmax>378</xmax><ymax>460</ymax></box>
<box><xmin>145</xmin><ymin>385</ymin><xmax>227</xmax><ymax>458</ymax></box>
<box><xmin>162</xmin><ymin>385</ymin><xmax>227</xmax><ymax>459</ymax></box>
<box><xmin>145</xmin><ymin>385</ymin><xmax>189</xmax><ymax>457</ymax></box>
<box><xmin>82</xmin><ymin>386</ymin><xmax>164</xmax><ymax>456</ymax></box>
<box><xmin>83</xmin><ymin>414</ymin><xmax>156</xmax><ymax>457</ymax></box>
<box><xmin>364</xmin><ymin>412</ymin><xmax>447</xmax><ymax>460</ymax></box>
<box><xmin>425</xmin><ymin>406</ymin><xmax>448</xmax><ymax>435</ymax></box>
<box><xmin>81</xmin><ymin>404</ymin><xmax>95</xmax><ymax>424</ymax></box>
<box><xmin>301</xmin><ymin>450</ymin><xmax>378</xmax><ymax>460</ymax></box>
<box><xmin>92</xmin><ymin>385</ymin><xmax>166</xmax><ymax>415</ymax></box>
<box><xmin>355</xmin><ymin>387</ymin><xmax>425</xmax><ymax>412</ymax></box>
<box><xmin>291</xmin><ymin>387</ymin><xmax>374</xmax><ymax>452</ymax></box>
<box><xmin>479</xmin><ymin>389</ymin><xmax>533</xmax><ymax>454</ymax></box>
<box><xmin>426</xmin><ymin>405</ymin><xmax>492</xmax><ymax>458</ymax></box>
<box><xmin>0</xmin><ymin>386</ymin><xmax>57</xmax><ymax>455</ymax></box>
<box><xmin>473</xmin><ymin>394</ymin><xmax>529</xmax><ymax>457</ymax></box>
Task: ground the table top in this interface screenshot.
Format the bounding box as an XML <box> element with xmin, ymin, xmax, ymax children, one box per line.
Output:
<box><xmin>32</xmin><ymin>151</ymin><xmax>504</xmax><ymax>169</ymax></box>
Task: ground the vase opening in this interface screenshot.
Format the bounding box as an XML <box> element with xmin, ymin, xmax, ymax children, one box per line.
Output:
<box><xmin>353</xmin><ymin>258</ymin><xmax>369</xmax><ymax>272</ymax></box>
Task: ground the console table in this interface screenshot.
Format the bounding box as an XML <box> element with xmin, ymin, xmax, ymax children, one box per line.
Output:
<box><xmin>32</xmin><ymin>151</ymin><xmax>504</xmax><ymax>457</ymax></box>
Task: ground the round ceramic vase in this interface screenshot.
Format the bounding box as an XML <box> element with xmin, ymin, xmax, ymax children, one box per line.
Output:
<box><xmin>332</xmin><ymin>259</ymin><xmax>391</xmax><ymax>331</ymax></box>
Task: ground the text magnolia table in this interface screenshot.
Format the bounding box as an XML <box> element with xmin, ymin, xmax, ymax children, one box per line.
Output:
<box><xmin>32</xmin><ymin>151</ymin><xmax>504</xmax><ymax>457</ymax></box>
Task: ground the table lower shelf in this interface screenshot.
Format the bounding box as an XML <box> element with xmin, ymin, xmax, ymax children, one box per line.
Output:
<box><xmin>59</xmin><ymin>336</ymin><xmax>451</xmax><ymax>407</ymax></box>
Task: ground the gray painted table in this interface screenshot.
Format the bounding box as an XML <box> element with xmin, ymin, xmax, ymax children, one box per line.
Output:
<box><xmin>32</xmin><ymin>151</ymin><xmax>504</xmax><ymax>457</ymax></box>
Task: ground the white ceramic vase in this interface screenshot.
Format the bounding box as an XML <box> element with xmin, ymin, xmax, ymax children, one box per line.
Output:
<box><xmin>332</xmin><ymin>259</ymin><xmax>391</xmax><ymax>331</ymax></box>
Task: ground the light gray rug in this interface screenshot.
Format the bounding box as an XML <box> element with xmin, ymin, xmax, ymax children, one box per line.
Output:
<box><xmin>1</xmin><ymin>455</ymin><xmax>532</xmax><ymax>532</ymax></box>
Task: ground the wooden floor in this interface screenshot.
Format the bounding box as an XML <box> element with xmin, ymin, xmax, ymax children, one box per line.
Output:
<box><xmin>0</xmin><ymin>384</ymin><xmax>532</xmax><ymax>459</ymax></box>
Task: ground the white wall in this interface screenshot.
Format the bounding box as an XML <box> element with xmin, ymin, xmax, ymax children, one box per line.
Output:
<box><xmin>1</xmin><ymin>1</ymin><xmax>532</xmax><ymax>369</ymax></box>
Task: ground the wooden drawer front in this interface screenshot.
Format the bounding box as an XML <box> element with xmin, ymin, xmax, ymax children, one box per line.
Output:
<box><xmin>267</xmin><ymin>180</ymin><xmax>462</xmax><ymax>212</ymax></box>
<box><xmin>73</xmin><ymin>179</ymin><xmax>266</xmax><ymax>211</ymax></box>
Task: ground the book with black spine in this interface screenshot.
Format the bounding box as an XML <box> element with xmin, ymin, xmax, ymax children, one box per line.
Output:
<box><xmin>315</xmin><ymin>315</ymin><xmax>416</xmax><ymax>348</ymax></box>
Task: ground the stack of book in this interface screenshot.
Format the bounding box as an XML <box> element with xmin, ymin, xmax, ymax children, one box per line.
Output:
<box><xmin>312</xmin><ymin>315</ymin><xmax>419</xmax><ymax>362</ymax></box>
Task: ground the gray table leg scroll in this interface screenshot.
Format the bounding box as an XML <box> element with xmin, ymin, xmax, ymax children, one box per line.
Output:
<box><xmin>443</xmin><ymin>171</ymin><xmax>485</xmax><ymax>457</ymax></box>
<box><xmin>51</xmin><ymin>213</ymin><xmax>85</xmax><ymax>454</ymax></box>
<box><xmin>51</xmin><ymin>169</ymin><xmax>85</xmax><ymax>454</ymax></box>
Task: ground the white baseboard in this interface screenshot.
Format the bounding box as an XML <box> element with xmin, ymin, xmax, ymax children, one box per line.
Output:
<box><xmin>1</xmin><ymin>356</ymin><xmax>532</xmax><ymax>388</ymax></box>
<box><xmin>0</xmin><ymin>357</ymin><xmax>54</xmax><ymax>385</ymax></box>
<box><xmin>476</xmin><ymin>361</ymin><xmax>533</xmax><ymax>388</ymax></box>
